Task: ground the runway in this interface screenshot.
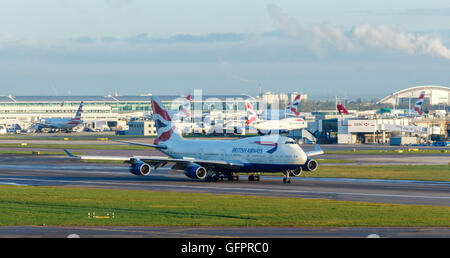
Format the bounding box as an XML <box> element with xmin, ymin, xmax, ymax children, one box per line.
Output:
<box><xmin>0</xmin><ymin>156</ymin><xmax>449</xmax><ymax>207</ymax></box>
<box><xmin>1</xmin><ymin>226</ymin><xmax>449</xmax><ymax>238</ymax></box>
<box><xmin>0</xmin><ymin>152</ymin><xmax>449</xmax><ymax>238</ymax></box>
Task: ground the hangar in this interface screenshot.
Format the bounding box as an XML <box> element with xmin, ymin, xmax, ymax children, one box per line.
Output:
<box><xmin>377</xmin><ymin>85</ymin><xmax>449</xmax><ymax>107</ymax></box>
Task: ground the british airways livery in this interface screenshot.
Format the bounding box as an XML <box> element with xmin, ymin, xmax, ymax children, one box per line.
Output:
<box><xmin>65</xmin><ymin>97</ymin><xmax>323</xmax><ymax>184</ymax></box>
<box><xmin>245</xmin><ymin>100</ymin><xmax>307</xmax><ymax>135</ymax></box>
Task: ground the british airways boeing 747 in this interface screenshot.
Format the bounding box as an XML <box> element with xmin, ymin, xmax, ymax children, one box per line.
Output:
<box><xmin>65</xmin><ymin>97</ymin><xmax>323</xmax><ymax>184</ymax></box>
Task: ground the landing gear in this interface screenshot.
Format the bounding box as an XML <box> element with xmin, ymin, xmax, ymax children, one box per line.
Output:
<box><xmin>205</xmin><ymin>169</ymin><xmax>222</xmax><ymax>182</ymax></box>
<box><xmin>248</xmin><ymin>174</ymin><xmax>260</xmax><ymax>182</ymax></box>
<box><xmin>227</xmin><ymin>173</ymin><xmax>239</xmax><ymax>181</ymax></box>
<box><xmin>282</xmin><ymin>171</ymin><xmax>292</xmax><ymax>184</ymax></box>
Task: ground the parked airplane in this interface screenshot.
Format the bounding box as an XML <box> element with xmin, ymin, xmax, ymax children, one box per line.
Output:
<box><xmin>33</xmin><ymin>102</ymin><xmax>84</xmax><ymax>132</ymax></box>
<box><xmin>245</xmin><ymin>100</ymin><xmax>307</xmax><ymax>135</ymax></box>
<box><xmin>65</xmin><ymin>97</ymin><xmax>323</xmax><ymax>184</ymax></box>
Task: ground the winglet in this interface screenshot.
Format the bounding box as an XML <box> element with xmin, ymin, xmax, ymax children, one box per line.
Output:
<box><xmin>305</xmin><ymin>144</ymin><xmax>324</xmax><ymax>157</ymax></box>
<box><xmin>63</xmin><ymin>149</ymin><xmax>78</xmax><ymax>157</ymax></box>
<box><xmin>315</xmin><ymin>144</ymin><xmax>323</xmax><ymax>152</ymax></box>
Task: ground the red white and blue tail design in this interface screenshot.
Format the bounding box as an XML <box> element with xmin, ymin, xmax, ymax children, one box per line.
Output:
<box><xmin>152</xmin><ymin>97</ymin><xmax>181</xmax><ymax>145</ymax></box>
<box><xmin>245</xmin><ymin>100</ymin><xmax>259</xmax><ymax>125</ymax></box>
<box><xmin>289</xmin><ymin>94</ymin><xmax>301</xmax><ymax>116</ymax></box>
<box><xmin>74</xmin><ymin>102</ymin><xmax>83</xmax><ymax>119</ymax></box>
<box><xmin>69</xmin><ymin>102</ymin><xmax>83</xmax><ymax>125</ymax></box>
<box><xmin>414</xmin><ymin>91</ymin><xmax>425</xmax><ymax>115</ymax></box>
<box><xmin>180</xmin><ymin>94</ymin><xmax>191</xmax><ymax>119</ymax></box>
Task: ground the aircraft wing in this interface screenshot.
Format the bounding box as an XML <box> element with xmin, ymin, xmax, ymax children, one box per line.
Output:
<box><xmin>63</xmin><ymin>149</ymin><xmax>243</xmax><ymax>170</ymax></box>
<box><xmin>112</xmin><ymin>140</ymin><xmax>167</xmax><ymax>149</ymax></box>
<box><xmin>305</xmin><ymin>144</ymin><xmax>324</xmax><ymax>157</ymax></box>
<box><xmin>32</xmin><ymin>122</ymin><xmax>56</xmax><ymax>129</ymax></box>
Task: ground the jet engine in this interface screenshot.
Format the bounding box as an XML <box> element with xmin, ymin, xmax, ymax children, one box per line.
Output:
<box><xmin>185</xmin><ymin>165</ymin><xmax>207</xmax><ymax>180</ymax></box>
<box><xmin>302</xmin><ymin>158</ymin><xmax>318</xmax><ymax>172</ymax></box>
<box><xmin>289</xmin><ymin>167</ymin><xmax>302</xmax><ymax>177</ymax></box>
<box><xmin>129</xmin><ymin>161</ymin><xmax>151</xmax><ymax>176</ymax></box>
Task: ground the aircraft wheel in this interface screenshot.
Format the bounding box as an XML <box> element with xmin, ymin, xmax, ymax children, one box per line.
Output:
<box><xmin>283</xmin><ymin>178</ymin><xmax>291</xmax><ymax>184</ymax></box>
<box><xmin>248</xmin><ymin>175</ymin><xmax>254</xmax><ymax>181</ymax></box>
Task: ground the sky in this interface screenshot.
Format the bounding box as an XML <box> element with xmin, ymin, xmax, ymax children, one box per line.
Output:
<box><xmin>1</xmin><ymin>0</ymin><xmax>450</xmax><ymax>98</ymax></box>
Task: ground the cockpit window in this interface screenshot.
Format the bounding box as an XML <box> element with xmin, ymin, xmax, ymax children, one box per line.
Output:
<box><xmin>285</xmin><ymin>141</ymin><xmax>296</xmax><ymax>144</ymax></box>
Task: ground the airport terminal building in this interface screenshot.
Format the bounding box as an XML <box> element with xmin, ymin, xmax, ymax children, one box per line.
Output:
<box><xmin>0</xmin><ymin>95</ymin><xmax>252</xmax><ymax>131</ymax></box>
<box><xmin>377</xmin><ymin>85</ymin><xmax>450</xmax><ymax>107</ymax></box>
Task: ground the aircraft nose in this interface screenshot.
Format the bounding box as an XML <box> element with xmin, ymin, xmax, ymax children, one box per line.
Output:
<box><xmin>296</xmin><ymin>148</ymin><xmax>308</xmax><ymax>164</ymax></box>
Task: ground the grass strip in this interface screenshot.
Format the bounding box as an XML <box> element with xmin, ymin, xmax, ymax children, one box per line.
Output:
<box><xmin>326</xmin><ymin>149</ymin><xmax>449</xmax><ymax>155</ymax></box>
<box><xmin>305</xmin><ymin>165</ymin><xmax>450</xmax><ymax>181</ymax></box>
<box><xmin>0</xmin><ymin>185</ymin><xmax>448</xmax><ymax>227</ymax></box>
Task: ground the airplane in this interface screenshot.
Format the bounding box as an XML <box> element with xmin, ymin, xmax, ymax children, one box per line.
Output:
<box><xmin>245</xmin><ymin>100</ymin><xmax>307</xmax><ymax>135</ymax></box>
<box><xmin>33</xmin><ymin>102</ymin><xmax>84</xmax><ymax>132</ymax></box>
<box><xmin>64</xmin><ymin>97</ymin><xmax>324</xmax><ymax>184</ymax></box>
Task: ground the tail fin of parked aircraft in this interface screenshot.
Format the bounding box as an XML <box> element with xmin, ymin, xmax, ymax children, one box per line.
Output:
<box><xmin>337</xmin><ymin>104</ymin><xmax>349</xmax><ymax>115</ymax></box>
<box><xmin>289</xmin><ymin>94</ymin><xmax>301</xmax><ymax>116</ymax></box>
<box><xmin>72</xmin><ymin>102</ymin><xmax>83</xmax><ymax>121</ymax></box>
<box><xmin>180</xmin><ymin>94</ymin><xmax>192</xmax><ymax>119</ymax></box>
<box><xmin>414</xmin><ymin>91</ymin><xmax>425</xmax><ymax>115</ymax></box>
<box><xmin>151</xmin><ymin>97</ymin><xmax>182</xmax><ymax>144</ymax></box>
<box><xmin>245</xmin><ymin>100</ymin><xmax>259</xmax><ymax>125</ymax></box>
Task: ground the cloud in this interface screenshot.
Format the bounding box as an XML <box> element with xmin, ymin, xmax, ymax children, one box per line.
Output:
<box><xmin>267</xmin><ymin>4</ymin><xmax>450</xmax><ymax>60</ymax></box>
<box><xmin>351</xmin><ymin>24</ymin><xmax>450</xmax><ymax>59</ymax></box>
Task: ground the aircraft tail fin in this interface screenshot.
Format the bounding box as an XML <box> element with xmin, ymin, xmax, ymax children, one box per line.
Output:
<box><xmin>289</xmin><ymin>94</ymin><xmax>301</xmax><ymax>116</ymax></box>
<box><xmin>75</xmin><ymin>101</ymin><xmax>83</xmax><ymax>120</ymax></box>
<box><xmin>245</xmin><ymin>100</ymin><xmax>259</xmax><ymax>125</ymax></box>
<box><xmin>414</xmin><ymin>91</ymin><xmax>425</xmax><ymax>115</ymax></box>
<box><xmin>151</xmin><ymin>97</ymin><xmax>182</xmax><ymax>144</ymax></box>
<box><xmin>180</xmin><ymin>94</ymin><xmax>192</xmax><ymax>119</ymax></box>
<box><xmin>337</xmin><ymin>104</ymin><xmax>349</xmax><ymax>115</ymax></box>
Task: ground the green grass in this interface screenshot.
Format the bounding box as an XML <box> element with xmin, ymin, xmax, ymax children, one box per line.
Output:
<box><xmin>306</xmin><ymin>165</ymin><xmax>450</xmax><ymax>181</ymax></box>
<box><xmin>317</xmin><ymin>159</ymin><xmax>355</xmax><ymax>164</ymax></box>
<box><xmin>326</xmin><ymin>149</ymin><xmax>449</xmax><ymax>155</ymax></box>
<box><xmin>0</xmin><ymin>185</ymin><xmax>449</xmax><ymax>227</ymax></box>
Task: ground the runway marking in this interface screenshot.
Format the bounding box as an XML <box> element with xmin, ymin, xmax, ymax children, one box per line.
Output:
<box><xmin>1</xmin><ymin>177</ymin><xmax>449</xmax><ymax>201</ymax></box>
<box><xmin>0</xmin><ymin>182</ymin><xmax>28</xmax><ymax>186</ymax></box>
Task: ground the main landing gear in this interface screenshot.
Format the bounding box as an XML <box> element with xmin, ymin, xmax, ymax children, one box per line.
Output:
<box><xmin>227</xmin><ymin>173</ymin><xmax>239</xmax><ymax>181</ymax></box>
<box><xmin>248</xmin><ymin>174</ymin><xmax>260</xmax><ymax>182</ymax></box>
<box><xmin>282</xmin><ymin>171</ymin><xmax>292</xmax><ymax>184</ymax></box>
<box><xmin>205</xmin><ymin>169</ymin><xmax>223</xmax><ymax>182</ymax></box>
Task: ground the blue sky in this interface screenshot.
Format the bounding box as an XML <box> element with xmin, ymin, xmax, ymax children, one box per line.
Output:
<box><xmin>1</xmin><ymin>0</ymin><xmax>450</xmax><ymax>98</ymax></box>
